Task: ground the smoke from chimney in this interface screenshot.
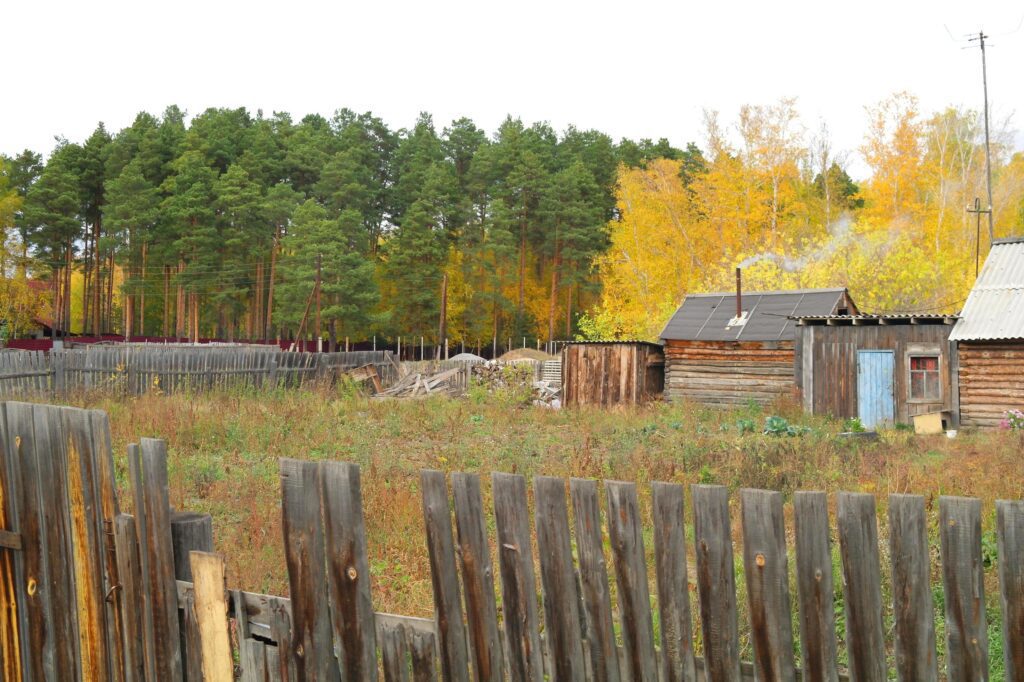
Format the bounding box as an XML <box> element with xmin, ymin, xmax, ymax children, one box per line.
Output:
<box><xmin>735</xmin><ymin>267</ymin><xmax>742</xmax><ymax>318</ymax></box>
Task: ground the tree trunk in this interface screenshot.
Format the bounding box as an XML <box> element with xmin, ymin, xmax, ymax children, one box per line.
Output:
<box><xmin>176</xmin><ymin>261</ymin><xmax>185</xmax><ymax>339</ymax></box>
<box><xmin>565</xmin><ymin>284</ymin><xmax>573</xmax><ymax>338</ymax></box>
<box><xmin>547</xmin><ymin>238</ymin><xmax>560</xmax><ymax>343</ymax></box>
<box><xmin>163</xmin><ymin>264</ymin><xmax>171</xmax><ymax>337</ymax></box>
<box><xmin>106</xmin><ymin>251</ymin><xmax>115</xmax><ymax>334</ymax></box>
<box><xmin>64</xmin><ymin>244</ymin><xmax>73</xmax><ymax>336</ymax></box>
<box><xmin>517</xmin><ymin>218</ymin><xmax>526</xmax><ymax>315</ymax></box>
<box><xmin>82</xmin><ymin>230</ymin><xmax>91</xmax><ymax>333</ymax></box>
<box><xmin>92</xmin><ymin>219</ymin><xmax>102</xmax><ymax>334</ymax></box>
<box><xmin>265</xmin><ymin>229</ymin><xmax>279</xmax><ymax>340</ymax></box>
<box><xmin>139</xmin><ymin>243</ymin><xmax>147</xmax><ymax>337</ymax></box>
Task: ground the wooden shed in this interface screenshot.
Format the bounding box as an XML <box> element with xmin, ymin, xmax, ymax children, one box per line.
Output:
<box><xmin>949</xmin><ymin>237</ymin><xmax>1024</xmax><ymax>428</ymax></box>
<box><xmin>561</xmin><ymin>341</ymin><xmax>665</xmax><ymax>407</ymax></box>
<box><xmin>660</xmin><ymin>286</ymin><xmax>857</xmax><ymax>407</ymax></box>
<box><xmin>794</xmin><ymin>315</ymin><xmax>958</xmax><ymax>428</ymax></box>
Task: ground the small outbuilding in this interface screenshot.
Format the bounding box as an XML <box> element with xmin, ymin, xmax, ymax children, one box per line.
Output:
<box><xmin>660</xmin><ymin>283</ymin><xmax>857</xmax><ymax>407</ymax></box>
<box><xmin>949</xmin><ymin>237</ymin><xmax>1024</xmax><ymax>428</ymax></box>
<box><xmin>561</xmin><ymin>341</ymin><xmax>665</xmax><ymax>407</ymax></box>
<box><xmin>793</xmin><ymin>314</ymin><xmax>958</xmax><ymax>428</ymax></box>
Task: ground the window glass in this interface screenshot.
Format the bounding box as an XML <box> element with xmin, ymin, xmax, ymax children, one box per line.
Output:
<box><xmin>909</xmin><ymin>355</ymin><xmax>940</xmax><ymax>400</ymax></box>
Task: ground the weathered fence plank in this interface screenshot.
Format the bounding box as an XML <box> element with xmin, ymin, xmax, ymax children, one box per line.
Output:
<box><xmin>410</xmin><ymin>628</ymin><xmax>438</xmax><ymax>682</ymax></box>
<box><xmin>181</xmin><ymin>586</ymin><xmax>203</xmax><ymax>681</ymax></box>
<box><xmin>492</xmin><ymin>472</ymin><xmax>544</xmax><ymax>682</ymax></box>
<box><xmin>0</xmin><ymin>402</ymin><xmax>25</xmax><ymax>681</ymax></box>
<box><xmin>190</xmin><ymin>551</ymin><xmax>234</xmax><ymax>682</ymax></box>
<box><xmin>836</xmin><ymin>492</ymin><xmax>886</xmax><ymax>682</ymax></box>
<box><xmin>740</xmin><ymin>489</ymin><xmax>795</xmax><ymax>682</ymax></box>
<box><xmin>888</xmin><ymin>494</ymin><xmax>938</xmax><ymax>681</ymax></box>
<box><xmin>420</xmin><ymin>469</ymin><xmax>470</xmax><ymax>682</ymax></box>
<box><xmin>691</xmin><ymin>484</ymin><xmax>741</xmax><ymax>682</ymax></box>
<box><xmin>652</xmin><ymin>482</ymin><xmax>697</xmax><ymax>682</ymax></box>
<box><xmin>381</xmin><ymin>623</ymin><xmax>411</xmax><ymax>682</ymax></box>
<box><xmin>241</xmin><ymin>639</ymin><xmax>270</xmax><ymax>682</ymax></box>
<box><xmin>939</xmin><ymin>496</ymin><xmax>988</xmax><ymax>680</ymax></box>
<box><xmin>534</xmin><ymin>476</ymin><xmax>586</xmax><ymax>682</ymax></box>
<box><xmin>606</xmin><ymin>480</ymin><xmax>658</xmax><ymax>682</ymax></box>
<box><xmin>451</xmin><ymin>472</ymin><xmax>504</xmax><ymax>682</ymax></box>
<box><xmin>279</xmin><ymin>458</ymin><xmax>338</xmax><ymax>680</ymax></box>
<box><xmin>569</xmin><ymin>478</ymin><xmax>621</xmax><ymax>682</ymax></box>
<box><xmin>996</xmin><ymin>499</ymin><xmax>1024</xmax><ymax>680</ymax></box>
<box><xmin>113</xmin><ymin>514</ymin><xmax>145</xmax><ymax>682</ymax></box>
<box><xmin>793</xmin><ymin>492</ymin><xmax>839</xmax><ymax>682</ymax></box>
<box><xmin>321</xmin><ymin>460</ymin><xmax>378</xmax><ymax>681</ymax></box>
<box><xmin>126</xmin><ymin>443</ymin><xmax>158</xmax><ymax>682</ymax></box>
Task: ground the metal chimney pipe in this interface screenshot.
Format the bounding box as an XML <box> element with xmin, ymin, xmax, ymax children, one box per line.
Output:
<box><xmin>735</xmin><ymin>267</ymin><xmax>742</xmax><ymax>318</ymax></box>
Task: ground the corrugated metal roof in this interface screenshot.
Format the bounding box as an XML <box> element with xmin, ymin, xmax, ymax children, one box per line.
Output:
<box><xmin>794</xmin><ymin>314</ymin><xmax>959</xmax><ymax>324</ymax></box>
<box><xmin>950</xmin><ymin>239</ymin><xmax>1024</xmax><ymax>341</ymax></box>
<box><xmin>660</xmin><ymin>289</ymin><xmax>852</xmax><ymax>342</ymax></box>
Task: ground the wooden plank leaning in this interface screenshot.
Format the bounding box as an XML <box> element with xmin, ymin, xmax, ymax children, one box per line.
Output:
<box><xmin>190</xmin><ymin>551</ymin><xmax>233</xmax><ymax>682</ymax></box>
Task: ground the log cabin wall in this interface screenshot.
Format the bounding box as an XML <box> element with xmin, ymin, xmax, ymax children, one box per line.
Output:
<box><xmin>957</xmin><ymin>342</ymin><xmax>1024</xmax><ymax>428</ymax></box>
<box><xmin>794</xmin><ymin>323</ymin><xmax>954</xmax><ymax>423</ymax></box>
<box><xmin>562</xmin><ymin>342</ymin><xmax>665</xmax><ymax>407</ymax></box>
<box><xmin>664</xmin><ymin>340</ymin><xmax>795</xmax><ymax>407</ymax></box>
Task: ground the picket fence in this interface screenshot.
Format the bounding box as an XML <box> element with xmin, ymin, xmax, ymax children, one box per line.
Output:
<box><xmin>0</xmin><ymin>347</ymin><xmax>396</xmax><ymax>397</ymax></box>
<box><xmin>0</xmin><ymin>401</ymin><xmax>1021</xmax><ymax>681</ymax></box>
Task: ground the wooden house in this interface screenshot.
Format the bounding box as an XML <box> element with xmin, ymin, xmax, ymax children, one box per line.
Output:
<box><xmin>793</xmin><ymin>314</ymin><xmax>958</xmax><ymax>428</ymax></box>
<box><xmin>660</xmin><ymin>282</ymin><xmax>857</xmax><ymax>407</ymax></box>
<box><xmin>949</xmin><ymin>237</ymin><xmax>1024</xmax><ymax>428</ymax></box>
<box><xmin>561</xmin><ymin>341</ymin><xmax>665</xmax><ymax>407</ymax></box>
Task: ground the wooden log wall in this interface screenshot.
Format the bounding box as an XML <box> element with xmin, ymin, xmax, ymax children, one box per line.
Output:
<box><xmin>957</xmin><ymin>342</ymin><xmax>1024</xmax><ymax>428</ymax></box>
<box><xmin>2</xmin><ymin>402</ymin><xmax>1024</xmax><ymax>679</ymax></box>
<box><xmin>664</xmin><ymin>340</ymin><xmax>795</xmax><ymax>406</ymax></box>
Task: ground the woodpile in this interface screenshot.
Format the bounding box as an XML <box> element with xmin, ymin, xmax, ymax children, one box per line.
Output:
<box><xmin>372</xmin><ymin>367</ymin><xmax>468</xmax><ymax>399</ymax></box>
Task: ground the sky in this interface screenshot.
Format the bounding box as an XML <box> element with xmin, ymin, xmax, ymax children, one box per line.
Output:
<box><xmin>4</xmin><ymin>0</ymin><xmax>1023</xmax><ymax>179</ymax></box>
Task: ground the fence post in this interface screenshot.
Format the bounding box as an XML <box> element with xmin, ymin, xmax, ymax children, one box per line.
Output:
<box><xmin>170</xmin><ymin>512</ymin><xmax>214</xmax><ymax>582</ymax></box>
<box><xmin>53</xmin><ymin>350</ymin><xmax>65</xmax><ymax>394</ymax></box>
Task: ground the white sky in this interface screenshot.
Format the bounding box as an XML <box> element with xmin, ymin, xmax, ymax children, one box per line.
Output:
<box><xmin>4</xmin><ymin>0</ymin><xmax>1022</xmax><ymax>179</ymax></box>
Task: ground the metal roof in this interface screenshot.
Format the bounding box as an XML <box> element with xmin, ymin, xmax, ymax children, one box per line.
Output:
<box><xmin>794</xmin><ymin>314</ymin><xmax>958</xmax><ymax>326</ymax></box>
<box><xmin>660</xmin><ymin>288</ymin><xmax>853</xmax><ymax>342</ymax></box>
<box><xmin>950</xmin><ymin>239</ymin><xmax>1024</xmax><ymax>341</ymax></box>
<box><xmin>563</xmin><ymin>340</ymin><xmax>664</xmax><ymax>349</ymax></box>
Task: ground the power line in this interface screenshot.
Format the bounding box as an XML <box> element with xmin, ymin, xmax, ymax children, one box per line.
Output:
<box><xmin>966</xmin><ymin>30</ymin><xmax>996</xmax><ymax>242</ymax></box>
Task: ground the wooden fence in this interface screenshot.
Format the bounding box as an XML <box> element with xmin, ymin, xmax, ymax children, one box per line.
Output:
<box><xmin>0</xmin><ymin>348</ymin><xmax>397</xmax><ymax>397</ymax></box>
<box><xmin>0</xmin><ymin>401</ymin><xmax>1022</xmax><ymax>680</ymax></box>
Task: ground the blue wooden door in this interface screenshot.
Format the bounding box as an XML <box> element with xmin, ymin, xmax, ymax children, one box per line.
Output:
<box><xmin>857</xmin><ymin>350</ymin><xmax>895</xmax><ymax>428</ymax></box>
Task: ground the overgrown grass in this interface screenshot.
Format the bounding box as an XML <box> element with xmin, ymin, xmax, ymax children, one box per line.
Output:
<box><xmin>63</xmin><ymin>387</ymin><xmax>1021</xmax><ymax>675</ymax></box>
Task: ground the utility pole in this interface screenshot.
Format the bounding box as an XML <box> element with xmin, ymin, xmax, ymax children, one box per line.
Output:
<box><xmin>967</xmin><ymin>198</ymin><xmax>992</xmax><ymax>278</ymax></box>
<box><xmin>314</xmin><ymin>253</ymin><xmax>322</xmax><ymax>352</ymax></box>
<box><xmin>968</xmin><ymin>31</ymin><xmax>995</xmax><ymax>241</ymax></box>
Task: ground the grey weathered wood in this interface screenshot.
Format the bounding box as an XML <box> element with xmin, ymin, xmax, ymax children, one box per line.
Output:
<box><xmin>740</xmin><ymin>489</ymin><xmax>795</xmax><ymax>682</ymax></box>
<box><xmin>691</xmin><ymin>484</ymin><xmax>741</xmax><ymax>682</ymax></box>
<box><xmin>420</xmin><ymin>469</ymin><xmax>470</xmax><ymax>682</ymax></box>
<box><xmin>269</xmin><ymin>596</ymin><xmax>297</xmax><ymax>682</ymax></box>
<box><xmin>836</xmin><ymin>492</ymin><xmax>886</xmax><ymax>682</ymax></box>
<box><xmin>241</xmin><ymin>638</ymin><xmax>269</xmax><ymax>682</ymax></box>
<box><xmin>321</xmin><ymin>461</ymin><xmax>378</xmax><ymax>681</ymax></box>
<box><xmin>569</xmin><ymin>478</ymin><xmax>620</xmax><ymax>682</ymax></box>
<box><xmin>888</xmin><ymin>494</ymin><xmax>937</xmax><ymax>681</ymax></box>
<box><xmin>381</xmin><ymin>623</ymin><xmax>411</xmax><ymax>682</ymax></box>
<box><xmin>170</xmin><ymin>511</ymin><xmax>214</xmax><ymax>582</ymax></box>
<box><xmin>0</xmin><ymin>402</ymin><xmax>27</xmax><ymax>680</ymax></box>
<box><xmin>32</xmin><ymin>404</ymin><xmax>80</xmax><ymax>679</ymax></box>
<box><xmin>793</xmin><ymin>492</ymin><xmax>838</xmax><ymax>682</ymax></box>
<box><xmin>605</xmin><ymin>480</ymin><xmax>658</xmax><ymax>682</ymax></box>
<box><xmin>651</xmin><ymin>482</ymin><xmax>697</xmax><ymax>682</ymax></box>
<box><xmin>279</xmin><ymin>458</ymin><xmax>339</xmax><ymax>681</ymax></box>
<box><xmin>939</xmin><ymin>496</ymin><xmax>988</xmax><ymax>681</ymax></box>
<box><xmin>181</xmin><ymin>587</ymin><xmax>203</xmax><ymax>682</ymax></box>
<box><xmin>137</xmin><ymin>437</ymin><xmax>184</xmax><ymax>682</ymax></box>
<box><xmin>410</xmin><ymin>628</ymin><xmax>438</xmax><ymax>682</ymax></box>
<box><xmin>127</xmin><ymin>443</ymin><xmax>159</xmax><ymax>682</ymax></box>
<box><xmin>451</xmin><ymin>472</ymin><xmax>504</xmax><ymax>682</ymax></box>
<box><xmin>492</xmin><ymin>472</ymin><xmax>544</xmax><ymax>682</ymax></box>
<box><xmin>114</xmin><ymin>514</ymin><xmax>146</xmax><ymax>682</ymax></box>
<box><xmin>996</xmin><ymin>499</ymin><xmax>1024</xmax><ymax>680</ymax></box>
<box><xmin>534</xmin><ymin>476</ymin><xmax>586</xmax><ymax>682</ymax></box>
